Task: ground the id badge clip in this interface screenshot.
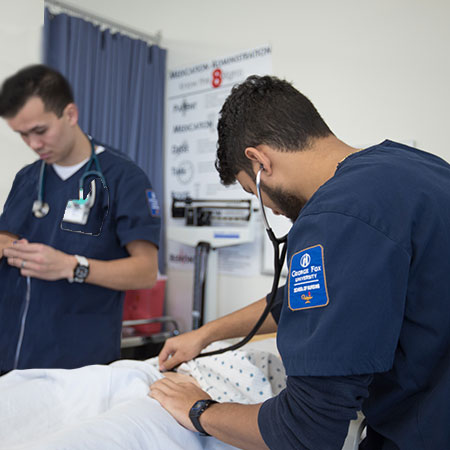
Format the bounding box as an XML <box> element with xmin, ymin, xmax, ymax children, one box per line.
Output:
<box><xmin>62</xmin><ymin>180</ymin><xmax>96</xmax><ymax>225</ymax></box>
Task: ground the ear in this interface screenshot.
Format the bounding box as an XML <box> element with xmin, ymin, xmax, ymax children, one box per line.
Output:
<box><xmin>244</xmin><ymin>146</ymin><xmax>273</xmax><ymax>176</ymax></box>
<box><xmin>63</xmin><ymin>103</ymin><xmax>79</xmax><ymax>126</ymax></box>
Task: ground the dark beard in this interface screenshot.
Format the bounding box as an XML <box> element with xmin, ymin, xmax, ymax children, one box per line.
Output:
<box><xmin>260</xmin><ymin>182</ymin><xmax>306</xmax><ymax>222</ymax></box>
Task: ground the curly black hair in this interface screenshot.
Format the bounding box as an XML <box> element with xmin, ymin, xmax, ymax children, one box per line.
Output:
<box><xmin>0</xmin><ymin>64</ymin><xmax>74</xmax><ymax>118</ymax></box>
<box><xmin>215</xmin><ymin>75</ymin><xmax>333</xmax><ymax>185</ymax></box>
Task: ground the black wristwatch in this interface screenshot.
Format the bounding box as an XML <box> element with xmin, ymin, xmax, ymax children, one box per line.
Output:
<box><xmin>189</xmin><ymin>399</ymin><xmax>218</xmax><ymax>436</ymax></box>
<box><xmin>69</xmin><ymin>255</ymin><xmax>90</xmax><ymax>283</ymax></box>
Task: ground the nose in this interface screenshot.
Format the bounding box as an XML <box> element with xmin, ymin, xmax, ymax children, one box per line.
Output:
<box><xmin>28</xmin><ymin>135</ymin><xmax>44</xmax><ymax>151</ymax></box>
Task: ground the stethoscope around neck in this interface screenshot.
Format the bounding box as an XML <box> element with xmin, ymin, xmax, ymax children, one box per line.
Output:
<box><xmin>195</xmin><ymin>166</ymin><xmax>288</xmax><ymax>360</ymax></box>
<box><xmin>32</xmin><ymin>137</ymin><xmax>105</xmax><ymax>219</ymax></box>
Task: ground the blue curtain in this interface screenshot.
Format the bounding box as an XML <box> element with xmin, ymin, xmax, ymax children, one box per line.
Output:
<box><xmin>43</xmin><ymin>8</ymin><xmax>167</xmax><ymax>272</ymax></box>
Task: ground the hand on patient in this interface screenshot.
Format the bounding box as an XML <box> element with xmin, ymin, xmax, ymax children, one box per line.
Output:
<box><xmin>150</xmin><ymin>374</ymin><xmax>212</xmax><ymax>432</ymax></box>
<box><xmin>162</xmin><ymin>371</ymin><xmax>201</xmax><ymax>387</ymax></box>
<box><xmin>3</xmin><ymin>239</ymin><xmax>75</xmax><ymax>281</ymax></box>
<box><xmin>158</xmin><ymin>329</ymin><xmax>211</xmax><ymax>371</ymax></box>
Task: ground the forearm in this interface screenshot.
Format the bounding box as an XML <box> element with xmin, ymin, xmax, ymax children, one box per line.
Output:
<box><xmin>55</xmin><ymin>253</ymin><xmax>157</xmax><ymax>291</ymax></box>
<box><xmin>197</xmin><ymin>297</ymin><xmax>278</xmax><ymax>346</ymax></box>
<box><xmin>3</xmin><ymin>238</ymin><xmax>158</xmax><ymax>289</ymax></box>
<box><xmin>61</xmin><ymin>239</ymin><xmax>158</xmax><ymax>290</ymax></box>
<box><xmin>85</xmin><ymin>255</ymin><xmax>157</xmax><ymax>290</ymax></box>
<box><xmin>201</xmin><ymin>403</ymin><xmax>268</xmax><ymax>450</ymax></box>
<box><xmin>68</xmin><ymin>238</ymin><xmax>159</xmax><ymax>291</ymax></box>
<box><xmin>85</xmin><ymin>240</ymin><xmax>158</xmax><ymax>290</ymax></box>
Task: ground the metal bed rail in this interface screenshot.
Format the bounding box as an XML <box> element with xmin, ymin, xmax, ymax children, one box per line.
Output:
<box><xmin>121</xmin><ymin>316</ymin><xmax>180</xmax><ymax>349</ymax></box>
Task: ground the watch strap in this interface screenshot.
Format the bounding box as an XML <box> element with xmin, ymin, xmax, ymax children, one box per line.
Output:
<box><xmin>189</xmin><ymin>399</ymin><xmax>218</xmax><ymax>436</ymax></box>
<box><xmin>75</xmin><ymin>255</ymin><xmax>88</xmax><ymax>266</ymax></box>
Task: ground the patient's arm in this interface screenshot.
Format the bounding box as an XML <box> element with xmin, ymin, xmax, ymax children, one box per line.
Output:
<box><xmin>158</xmin><ymin>297</ymin><xmax>277</xmax><ymax>371</ymax></box>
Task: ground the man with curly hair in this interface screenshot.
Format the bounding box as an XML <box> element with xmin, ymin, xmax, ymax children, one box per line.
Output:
<box><xmin>152</xmin><ymin>75</ymin><xmax>450</xmax><ymax>450</ymax></box>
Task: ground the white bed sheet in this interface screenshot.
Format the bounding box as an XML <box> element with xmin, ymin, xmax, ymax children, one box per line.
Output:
<box><xmin>0</xmin><ymin>340</ymin><xmax>285</xmax><ymax>450</ymax></box>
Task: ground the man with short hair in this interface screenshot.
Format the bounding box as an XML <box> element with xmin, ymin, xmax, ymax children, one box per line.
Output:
<box><xmin>0</xmin><ymin>65</ymin><xmax>161</xmax><ymax>372</ymax></box>
<box><xmin>151</xmin><ymin>75</ymin><xmax>450</xmax><ymax>449</ymax></box>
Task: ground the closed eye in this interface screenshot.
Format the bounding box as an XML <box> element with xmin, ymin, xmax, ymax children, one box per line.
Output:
<box><xmin>19</xmin><ymin>126</ymin><xmax>48</xmax><ymax>138</ymax></box>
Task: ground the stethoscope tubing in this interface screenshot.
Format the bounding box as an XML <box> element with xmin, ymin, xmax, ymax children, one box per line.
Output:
<box><xmin>13</xmin><ymin>276</ymin><xmax>31</xmax><ymax>370</ymax></box>
<box><xmin>195</xmin><ymin>168</ymin><xmax>288</xmax><ymax>360</ymax></box>
<box><xmin>256</xmin><ymin>167</ymin><xmax>271</xmax><ymax>231</ymax></box>
<box><xmin>37</xmin><ymin>159</ymin><xmax>46</xmax><ymax>204</ymax></box>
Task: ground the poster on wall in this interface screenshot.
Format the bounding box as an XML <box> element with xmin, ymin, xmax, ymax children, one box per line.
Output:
<box><xmin>165</xmin><ymin>45</ymin><xmax>272</xmax><ymax>275</ymax></box>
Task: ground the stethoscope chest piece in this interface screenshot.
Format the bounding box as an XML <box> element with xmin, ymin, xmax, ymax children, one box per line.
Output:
<box><xmin>32</xmin><ymin>200</ymin><xmax>50</xmax><ymax>218</ymax></box>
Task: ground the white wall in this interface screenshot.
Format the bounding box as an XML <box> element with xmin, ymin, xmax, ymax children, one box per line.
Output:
<box><xmin>0</xmin><ymin>0</ymin><xmax>44</xmax><ymax>211</ymax></box>
<box><xmin>20</xmin><ymin>0</ymin><xmax>450</xmax><ymax>331</ymax></box>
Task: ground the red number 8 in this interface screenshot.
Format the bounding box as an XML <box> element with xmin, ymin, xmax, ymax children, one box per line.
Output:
<box><xmin>212</xmin><ymin>68</ymin><xmax>222</xmax><ymax>88</ymax></box>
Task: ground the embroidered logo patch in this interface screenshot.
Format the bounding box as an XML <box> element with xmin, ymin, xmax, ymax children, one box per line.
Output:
<box><xmin>288</xmin><ymin>244</ymin><xmax>329</xmax><ymax>311</ymax></box>
<box><xmin>146</xmin><ymin>189</ymin><xmax>160</xmax><ymax>217</ymax></box>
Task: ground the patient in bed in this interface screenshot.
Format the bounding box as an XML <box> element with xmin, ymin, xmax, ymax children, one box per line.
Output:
<box><xmin>0</xmin><ymin>341</ymin><xmax>285</xmax><ymax>450</ymax></box>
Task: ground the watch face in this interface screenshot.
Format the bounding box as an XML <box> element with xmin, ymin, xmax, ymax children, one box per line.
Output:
<box><xmin>191</xmin><ymin>400</ymin><xmax>205</xmax><ymax>414</ymax></box>
<box><xmin>75</xmin><ymin>265</ymin><xmax>89</xmax><ymax>279</ymax></box>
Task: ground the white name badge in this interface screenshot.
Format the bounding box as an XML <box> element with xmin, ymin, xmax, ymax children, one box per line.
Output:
<box><xmin>62</xmin><ymin>199</ymin><xmax>91</xmax><ymax>225</ymax></box>
<box><xmin>62</xmin><ymin>180</ymin><xmax>96</xmax><ymax>225</ymax></box>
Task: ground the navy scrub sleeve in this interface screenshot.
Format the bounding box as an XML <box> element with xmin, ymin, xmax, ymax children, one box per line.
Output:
<box><xmin>110</xmin><ymin>157</ymin><xmax>161</xmax><ymax>248</ymax></box>
<box><xmin>277</xmin><ymin>211</ymin><xmax>411</xmax><ymax>377</ymax></box>
<box><xmin>259</xmin><ymin>374</ymin><xmax>372</xmax><ymax>450</ymax></box>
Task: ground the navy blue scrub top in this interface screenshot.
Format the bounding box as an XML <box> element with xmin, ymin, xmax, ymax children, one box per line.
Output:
<box><xmin>0</xmin><ymin>144</ymin><xmax>161</xmax><ymax>372</ymax></box>
<box><xmin>259</xmin><ymin>141</ymin><xmax>450</xmax><ymax>449</ymax></box>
